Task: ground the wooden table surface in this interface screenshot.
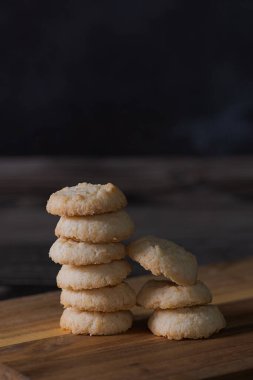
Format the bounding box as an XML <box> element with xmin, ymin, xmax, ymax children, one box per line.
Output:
<box><xmin>1</xmin><ymin>156</ymin><xmax>253</xmax><ymax>378</ymax></box>
<box><xmin>1</xmin><ymin>156</ymin><xmax>253</xmax><ymax>299</ymax></box>
<box><xmin>1</xmin><ymin>257</ymin><xmax>253</xmax><ymax>379</ymax></box>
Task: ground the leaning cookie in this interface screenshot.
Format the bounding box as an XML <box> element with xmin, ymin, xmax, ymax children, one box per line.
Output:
<box><xmin>47</xmin><ymin>182</ymin><xmax>127</xmax><ymax>216</ymax></box>
<box><xmin>61</xmin><ymin>282</ymin><xmax>136</xmax><ymax>312</ymax></box>
<box><xmin>49</xmin><ymin>238</ymin><xmax>126</xmax><ymax>265</ymax></box>
<box><xmin>60</xmin><ymin>308</ymin><xmax>133</xmax><ymax>335</ymax></box>
<box><xmin>57</xmin><ymin>260</ymin><xmax>131</xmax><ymax>290</ymax></box>
<box><xmin>55</xmin><ymin>210</ymin><xmax>134</xmax><ymax>243</ymax></box>
<box><xmin>137</xmin><ymin>280</ymin><xmax>212</xmax><ymax>309</ymax></box>
<box><xmin>148</xmin><ymin>305</ymin><xmax>226</xmax><ymax>340</ymax></box>
<box><xmin>127</xmin><ymin>236</ymin><xmax>197</xmax><ymax>285</ymax></box>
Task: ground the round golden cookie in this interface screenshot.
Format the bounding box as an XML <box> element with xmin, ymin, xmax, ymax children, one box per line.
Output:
<box><xmin>46</xmin><ymin>182</ymin><xmax>127</xmax><ymax>216</ymax></box>
<box><xmin>49</xmin><ymin>238</ymin><xmax>126</xmax><ymax>265</ymax></box>
<box><xmin>55</xmin><ymin>210</ymin><xmax>134</xmax><ymax>243</ymax></box>
<box><xmin>148</xmin><ymin>305</ymin><xmax>226</xmax><ymax>340</ymax></box>
<box><xmin>60</xmin><ymin>308</ymin><xmax>133</xmax><ymax>335</ymax></box>
<box><xmin>137</xmin><ymin>280</ymin><xmax>212</xmax><ymax>310</ymax></box>
<box><xmin>127</xmin><ymin>236</ymin><xmax>198</xmax><ymax>285</ymax></box>
<box><xmin>57</xmin><ymin>260</ymin><xmax>131</xmax><ymax>290</ymax></box>
<box><xmin>60</xmin><ymin>282</ymin><xmax>136</xmax><ymax>312</ymax></box>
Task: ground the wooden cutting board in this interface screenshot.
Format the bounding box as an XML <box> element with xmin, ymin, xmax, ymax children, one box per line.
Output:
<box><xmin>1</xmin><ymin>257</ymin><xmax>253</xmax><ymax>380</ymax></box>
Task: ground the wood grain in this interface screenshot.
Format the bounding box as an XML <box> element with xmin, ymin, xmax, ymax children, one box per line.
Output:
<box><xmin>1</xmin><ymin>257</ymin><xmax>253</xmax><ymax>379</ymax></box>
<box><xmin>0</xmin><ymin>363</ymin><xmax>29</xmax><ymax>380</ymax></box>
<box><xmin>1</xmin><ymin>156</ymin><xmax>253</xmax><ymax>196</ymax></box>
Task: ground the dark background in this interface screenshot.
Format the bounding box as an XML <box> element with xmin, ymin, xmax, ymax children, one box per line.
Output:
<box><xmin>1</xmin><ymin>4</ymin><xmax>253</xmax><ymax>374</ymax></box>
<box><xmin>1</xmin><ymin>0</ymin><xmax>253</xmax><ymax>155</ymax></box>
<box><xmin>1</xmin><ymin>0</ymin><xmax>253</xmax><ymax>301</ymax></box>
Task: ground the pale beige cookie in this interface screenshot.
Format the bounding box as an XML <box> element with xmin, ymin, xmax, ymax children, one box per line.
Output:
<box><xmin>55</xmin><ymin>210</ymin><xmax>134</xmax><ymax>243</ymax></box>
<box><xmin>137</xmin><ymin>280</ymin><xmax>212</xmax><ymax>309</ymax></box>
<box><xmin>61</xmin><ymin>282</ymin><xmax>136</xmax><ymax>312</ymax></box>
<box><xmin>60</xmin><ymin>308</ymin><xmax>133</xmax><ymax>335</ymax></box>
<box><xmin>49</xmin><ymin>238</ymin><xmax>126</xmax><ymax>265</ymax></box>
<box><xmin>148</xmin><ymin>305</ymin><xmax>226</xmax><ymax>340</ymax></box>
<box><xmin>127</xmin><ymin>236</ymin><xmax>198</xmax><ymax>285</ymax></box>
<box><xmin>57</xmin><ymin>260</ymin><xmax>131</xmax><ymax>290</ymax></box>
<box><xmin>47</xmin><ymin>182</ymin><xmax>127</xmax><ymax>216</ymax></box>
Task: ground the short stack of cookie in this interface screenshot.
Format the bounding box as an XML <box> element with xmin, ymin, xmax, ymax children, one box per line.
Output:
<box><xmin>128</xmin><ymin>236</ymin><xmax>226</xmax><ymax>340</ymax></box>
<box><xmin>47</xmin><ymin>183</ymin><xmax>136</xmax><ymax>335</ymax></box>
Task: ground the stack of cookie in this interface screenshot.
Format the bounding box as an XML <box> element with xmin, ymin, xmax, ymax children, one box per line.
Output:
<box><xmin>128</xmin><ymin>236</ymin><xmax>226</xmax><ymax>340</ymax></box>
<box><xmin>47</xmin><ymin>183</ymin><xmax>136</xmax><ymax>335</ymax></box>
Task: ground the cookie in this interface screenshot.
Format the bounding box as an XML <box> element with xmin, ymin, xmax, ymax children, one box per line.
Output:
<box><xmin>127</xmin><ymin>236</ymin><xmax>198</xmax><ymax>285</ymax></box>
<box><xmin>148</xmin><ymin>305</ymin><xmax>226</xmax><ymax>340</ymax></box>
<box><xmin>49</xmin><ymin>238</ymin><xmax>126</xmax><ymax>265</ymax></box>
<box><xmin>137</xmin><ymin>280</ymin><xmax>212</xmax><ymax>309</ymax></box>
<box><xmin>57</xmin><ymin>260</ymin><xmax>131</xmax><ymax>290</ymax></box>
<box><xmin>60</xmin><ymin>308</ymin><xmax>133</xmax><ymax>335</ymax></box>
<box><xmin>61</xmin><ymin>282</ymin><xmax>136</xmax><ymax>312</ymax></box>
<box><xmin>47</xmin><ymin>182</ymin><xmax>127</xmax><ymax>216</ymax></box>
<box><xmin>55</xmin><ymin>210</ymin><xmax>134</xmax><ymax>243</ymax></box>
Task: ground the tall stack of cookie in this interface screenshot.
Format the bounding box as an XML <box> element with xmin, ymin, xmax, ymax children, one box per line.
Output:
<box><xmin>47</xmin><ymin>183</ymin><xmax>136</xmax><ymax>335</ymax></box>
<box><xmin>128</xmin><ymin>236</ymin><xmax>226</xmax><ymax>340</ymax></box>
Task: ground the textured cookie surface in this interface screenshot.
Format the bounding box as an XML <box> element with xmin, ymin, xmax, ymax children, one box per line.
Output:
<box><xmin>137</xmin><ymin>280</ymin><xmax>212</xmax><ymax>309</ymax></box>
<box><xmin>57</xmin><ymin>260</ymin><xmax>131</xmax><ymax>290</ymax></box>
<box><xmin>55</xmin><ymin>210</ymin><xmax>134</xmax><ymax>243</ymax></box>
<box><xmin>60</xmin><ymin>308</ymin><xmax>133</xmax><ymax>335</ymax></box>
<box><xmin>148</xmin><ymin>305</ymin><xmax>226</xmax><ymax>340</ymax></box>
<box><xmin>49</xmin><ymin>238</ymin><xmax>126</xmax><ymax>265</ymax></box>
<box><xmin>47</xmin><ymin>182</ymin><xmax>127</xmax><ymax>216</ymax></box>
<box><xmin>128</xmin><ymin>236</ymin><xmax>198</xmax><ymax>285</ymax></box>
<box><xmin>61</xmin><ymin>282</ymin><xmax>136</xmax><ymax>312</ymax></box>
